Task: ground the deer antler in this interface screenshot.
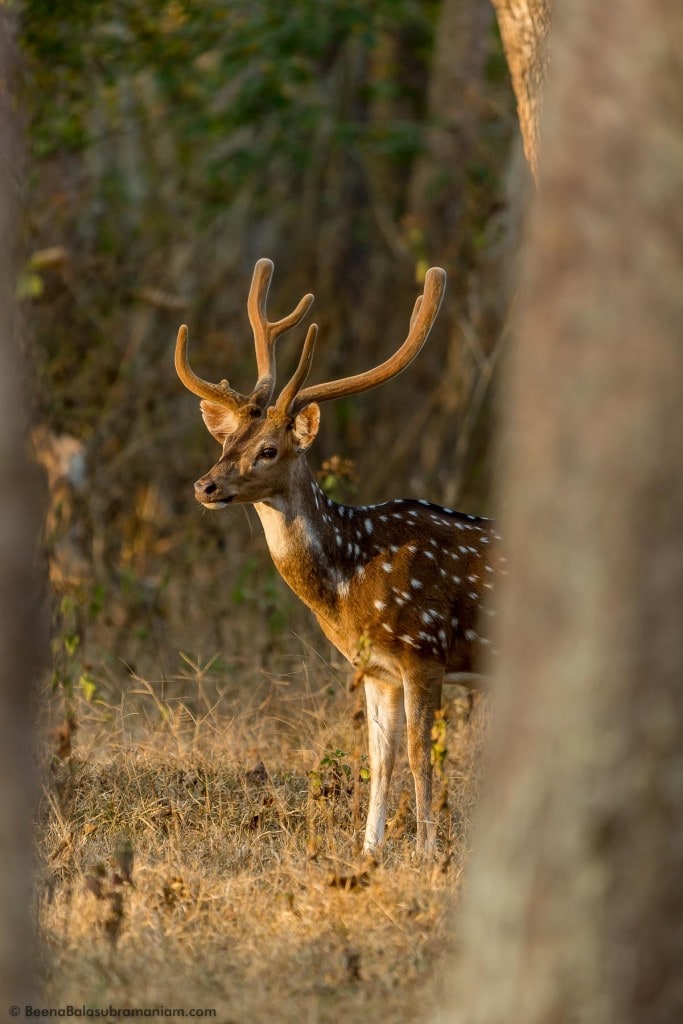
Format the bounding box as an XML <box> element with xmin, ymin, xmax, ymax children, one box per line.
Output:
<box><xmin>174</xmin><ymin>325</ymin><xmax>247</xmax><ymax>408</ymax></box>
<box><xmin>281</xmin><ymin>267</ymin><xmax>447</xmax><ymax>416</ymax></box>
<box><xmin>176</xmin><ymin>263</ymin><xmax>444</xmax><ymax>416</ymax></box>
<box><xmin>276</xmin><ymin>323</ymin><xmax>319</xmax><ymax>415</ymax></box>
<box><xmin>175</xmin><ymin>260</ymin><xmax>315</xmax><ymax>409</ymax></box>
<box><xmin>248</xmin><ymin>258</ymin><xmax>315</xmax><ymax>407</ymax></box>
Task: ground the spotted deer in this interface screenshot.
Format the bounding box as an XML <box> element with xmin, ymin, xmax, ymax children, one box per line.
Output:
<box><xmin>175</xmin><ymin>259</ymin><xmax>501</xmax><ymax>856</ymax></box>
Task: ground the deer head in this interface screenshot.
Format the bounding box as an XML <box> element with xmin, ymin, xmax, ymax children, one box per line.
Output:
<box><xmin>175</xmin><ymin>259</ymin><xmax>446</xmax><ymax>509</ymax></box>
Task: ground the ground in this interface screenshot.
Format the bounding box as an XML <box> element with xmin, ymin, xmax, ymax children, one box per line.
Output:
<box><xmin>35</xmin><ymin>650</ymin><xmax>487</xmax><ymax>1022</ymax></box>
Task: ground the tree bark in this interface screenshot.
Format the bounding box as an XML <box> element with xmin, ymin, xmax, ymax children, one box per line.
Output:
<box><xmin>490</xmin><ymin>0</ymin><xmax>550</xmax><ymax>181</ymax></box>
<box><xmin>0</xmin><ymin>10</ymin><xmax>44</xmax><ymax>1009</ymax></box>
<box><xmin>436</xmin><ymin>0</ymin><xmax>683</xmax><ymax>1021</ymax></box>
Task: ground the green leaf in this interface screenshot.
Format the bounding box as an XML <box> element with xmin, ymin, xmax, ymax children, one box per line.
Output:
<box><xmin>78</xmin><ymin>673</ymin><xmax>98</xmax><ymax>703</ymax></box>
<box><xmin>17</xmin><ymin>272</ymin><xmax>44</xmax><ymax>300</ymax></box>
<box><xmin>64</xmin><ymin>633</ymin><xmax>81</xmax><ymax>657</ymax></box>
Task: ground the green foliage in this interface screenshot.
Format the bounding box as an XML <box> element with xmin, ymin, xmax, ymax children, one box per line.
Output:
<box><xmin>79</xmin><ymin>672</ymin><xmax>99</xmax><ymax>703</ymax></box>
<box><xmin>50</xmin><ymin>586</ymin><xmax>111</xmax><ymax>715</ymax></box>
<box><xmin>309</xmin><ymin>748</ymin><xmax>369</xmax><ymax>799</ymax></box>
<box><xmin>430</xmin><ymin>707</ymin><xmax>447</xmax><ymax>779</ymax></box>
<box><xmin>320</xmin><ymin>748</ymin><xmax>352</xmax><ymax>779</ymax></box>
<box><xmin>20</xmin><ymin>0</ymin><xmax>435</xmax><ymax>213</ymax></box>
<box><xmin>21</xmin><ymin>0</ymin><xmax>514</xmax><ymax>685</ymax></box>
<box><xmin>51</xmin><ymin>595</ymin><xmax>80</xmax><ymax>694</ymax></box>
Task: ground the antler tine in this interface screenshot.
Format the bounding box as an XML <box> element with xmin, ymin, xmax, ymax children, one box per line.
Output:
<box><xmin>289</xmin><ymin>267</ymin><xmax>446</xmax><ymax>416</ymax></box>
<box><xmin>174</xmin><ymin>325</ymin><xmax>244</xmax><ymax>408</ymax></box>
<box><xmin>276</xmin><ymin>323</ymin><xmax>319</xmax><ymax>415</ymax></box>
<box><xmin>409</xmin><ymin>294</ymin><xmax>423</xmax><ymax>331</ymax></box>
<box><xmin>247</xmin><ymin>259</ymin><xmax>275</xmax><ymax>380</ymax></box>
<box><xmin>247</xmin><ymin>258</ymin><xmax>315</xmax><ymax>406</ymax></box>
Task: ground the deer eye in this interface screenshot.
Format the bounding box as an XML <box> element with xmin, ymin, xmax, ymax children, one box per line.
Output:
<box><xmin>259</xmin><ymin>446</ymin><xmax>278</xmax><ymax>460</ymax></box>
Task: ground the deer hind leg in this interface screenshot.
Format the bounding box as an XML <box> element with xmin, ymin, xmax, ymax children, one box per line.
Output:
<box><xmin>403</xmin><ymin>671</ymin><xmax>443</xmax><ymax>858</ymax></box>
<box><xmin>363</xmin><ymin>677</ymin><xmax>405</xmax><ymax>855</ymax></box>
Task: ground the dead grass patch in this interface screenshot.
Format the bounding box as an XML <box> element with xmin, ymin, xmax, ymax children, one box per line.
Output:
<box><xmin>35</xmin><ymin>657</ymin><xmax>488</xmax><ymax>1022</ymax></box>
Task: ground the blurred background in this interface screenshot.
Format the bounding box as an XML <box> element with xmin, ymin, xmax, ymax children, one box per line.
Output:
<box><xmin>19</xmin><ymin>0</ymin><xmax>520</xmax><ymax>693</ymax></box>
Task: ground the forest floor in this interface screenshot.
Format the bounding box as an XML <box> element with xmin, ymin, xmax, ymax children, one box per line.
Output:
<box><xmin>34</xmin><ymin>649</ymin><xmax>488</xmax><ymax>1024</ymax></box>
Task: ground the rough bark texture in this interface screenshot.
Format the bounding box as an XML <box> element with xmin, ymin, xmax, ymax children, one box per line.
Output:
<box><xmin>436</xmin><ymin>0</ymin><xmax>683</xmax><ymax>1021</ymax></box>
<box><xmin>0</xmin><ymin>11</ymin><xmax>44</xmax><ymax>1009</ymax></box>
<box><xmin>490</xmin><ymin>0</ymin><xmax>550</xmax><ymax>181</ymax></box>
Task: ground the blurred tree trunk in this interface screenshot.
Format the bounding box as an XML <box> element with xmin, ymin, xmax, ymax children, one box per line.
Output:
<box><xmin>0</xmin><ymin>10</ymin><xmax>43</xmax><ymax>1009</ymax></box>
<box><xmin>490</xmin><ymin>0</ymin><xmax>550</xmax><ymax>181</ymax></box>
<box><xmin>407</xmin><ymin>0</ymin><xmax>493</xmax><ymax>264</ymax></box>
<box><xmin>437</xmin><ymin>0</ymin><xmax>683</xmax><ymax>1021</ymax></box>
<box><xmin>382</xmin><ymin>0</ymin><xmax>498</xmax><ymax>507</ymax></box>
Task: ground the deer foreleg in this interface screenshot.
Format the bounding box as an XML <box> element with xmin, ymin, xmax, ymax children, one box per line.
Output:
<box><xmin>363</xmin><ymin>677</ymin><xmax>405</xmax><ymax>855</ymax></box>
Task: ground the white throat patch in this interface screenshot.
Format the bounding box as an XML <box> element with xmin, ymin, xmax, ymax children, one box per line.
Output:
<box><xmin>255</xmin><ymin>500</ymin><xmax>319</xmax><ymax>561</ymax></box>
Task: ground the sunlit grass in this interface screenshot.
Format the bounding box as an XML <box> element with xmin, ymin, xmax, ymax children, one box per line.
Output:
<box><xmin>36</xmin><ymin>655</ymin><xmax>487</xmax><ymax>1021</ymax></box>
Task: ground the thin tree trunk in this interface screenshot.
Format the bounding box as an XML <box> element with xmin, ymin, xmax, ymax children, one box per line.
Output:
<box><xmin>407</xmin><ymin>0</ymin><xmax>493</xmax><ymax>261</ymax></box>
<box><xmin>401</xmin><ymin>0</ymin><xmax>497</xmax><ymax>507</ymax></box>
<box><xmin>437</xmin><ymin>0</ymin><xmax>683</xmax><ymax>1020</ymax></box>
<box><xmin>490</xmin><ymin>0</ymin><xmax>550</xmax><ymax>182</ymax></box>
<box><xmin>0</xmin><ymin>10</ymin><xmax>44</xmax><ymax>1010</ymax></box>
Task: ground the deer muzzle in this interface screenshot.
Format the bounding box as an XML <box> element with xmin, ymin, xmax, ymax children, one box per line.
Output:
<box><xmin>194</xmin><ymin>473</ymin><xmax>233</xmax><ymax>508</ymax></box>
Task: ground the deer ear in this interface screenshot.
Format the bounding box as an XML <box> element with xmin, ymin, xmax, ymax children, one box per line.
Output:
<box><xmin>292</xmin><ymin>403</ymin><xmax>320</xmax><ymax>450</ymax></box>
<box><xmin>200</xmin><ymin>401</ymin><xmax>240</xmax><ymax>445</ymax></box>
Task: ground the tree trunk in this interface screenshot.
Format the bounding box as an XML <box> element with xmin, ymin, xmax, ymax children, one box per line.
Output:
<box><xmin>437</xmin><ymin>0</ymin><xmax>683</xmax><ymax>1021</ymax></box>
<box><xmin>0</xmin><ymin>10</ymin><xmax>44</xmax><ymax>1010</ymax></box>
<box><xmin>399</xmin><ymin>0</ymin><xmax>500</xmax><ymax>509</ymax></box>
<box><xmin>407</xmin><ymin>0</ymin><xmax>493</xmax><ymax>261</ymax></box>
<box><xmin>490</xmin><ymin>0</ymin><xmax>550</xmax><ymax>181</ymax></box>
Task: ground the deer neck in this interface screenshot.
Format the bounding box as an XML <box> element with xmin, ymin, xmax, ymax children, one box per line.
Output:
<box><xmin>254</xmin><ymin>460</ymin><xmax>356</xmax><ymax>618</ymax></box>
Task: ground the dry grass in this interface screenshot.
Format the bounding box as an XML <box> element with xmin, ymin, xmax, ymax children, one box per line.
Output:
<box><xmin>35</xmin><ymin>652</ymin><xmax>488</xmax><ymax>1022</ymax></box>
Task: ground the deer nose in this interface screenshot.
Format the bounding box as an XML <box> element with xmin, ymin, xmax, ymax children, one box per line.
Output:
<box><xmin>194</xmin><ymin>475</ymin><xmax>217</xmax><ymax>496</ymax></box>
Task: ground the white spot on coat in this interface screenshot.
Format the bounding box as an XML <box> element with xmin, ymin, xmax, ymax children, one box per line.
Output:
<box><xmin>399</xmin><ymin>634</ymin><xmax>418</xmax><ymax>647</ymax></box>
